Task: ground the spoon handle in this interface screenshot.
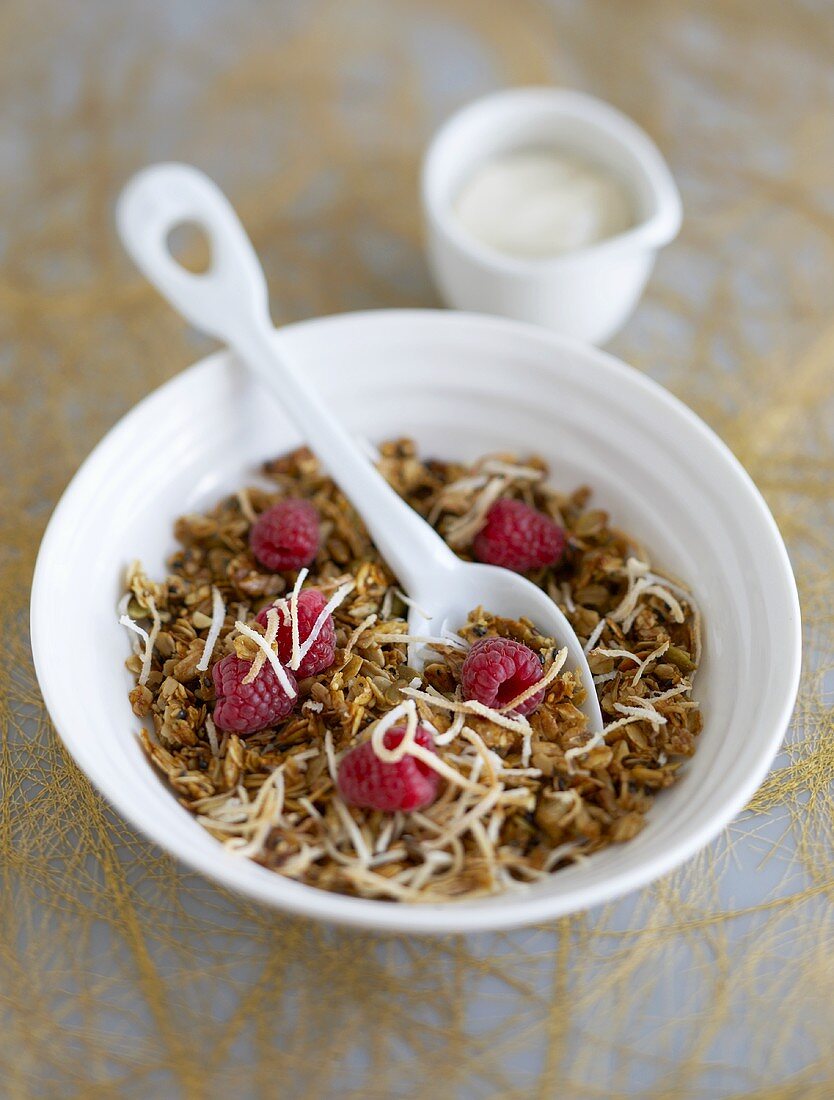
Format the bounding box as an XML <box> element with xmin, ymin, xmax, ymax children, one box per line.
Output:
<box><xmin>117</xmin><ymin>163</ymin><xmax>457</xmax><ymax>598</ymax></box>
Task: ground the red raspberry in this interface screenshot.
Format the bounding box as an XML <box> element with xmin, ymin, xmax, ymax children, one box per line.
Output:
<box><xmin>249</xmin><ymin>499</ymin><xmax>320</xmax><ymax>572</ymax></box>
<box><xmin>337</xmin><ymin>726</ymin><xmax>439</xmax><ymax>812</ymax></box>
<box><xmin>472</xmin><ymin>498</ymin><xmax>565</xmax><ymax>573</ymax></box>
<box><xmin>211</xmin><ymin>653</ymin><xmax>297</xmax><ymax>734</ymax></box>
<box><xmin>460</xmin><ymin>636</ymin><xmax>545</xmax><ymax>716</ymax></box>
<box><xmin>256</xmin><ymin>588</ymin><xmax>336</xmax><ymax>678</ymax></box>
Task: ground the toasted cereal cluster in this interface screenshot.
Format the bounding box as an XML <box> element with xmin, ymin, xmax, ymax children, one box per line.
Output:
<box><xmin>122</xmin><ymin>439</ymin><xmax>702</xmax><ymax>903</ymax></box>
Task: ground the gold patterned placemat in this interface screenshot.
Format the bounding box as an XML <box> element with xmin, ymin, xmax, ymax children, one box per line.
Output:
<box><xmin>1</xmin><ymin>1</ymin><xmax>833</xmax><ymax>1096</ymax></box>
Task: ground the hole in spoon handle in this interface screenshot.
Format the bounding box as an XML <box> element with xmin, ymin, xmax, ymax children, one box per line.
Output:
<box><xmin>117</xmin><ymin>163</ymin><xmax>459</xmax><ymax>600</ymax></box>
<box><xmin>116</xmin><ymin>162</ymin><xmax>270</xmax><ymax>344</ymax></box>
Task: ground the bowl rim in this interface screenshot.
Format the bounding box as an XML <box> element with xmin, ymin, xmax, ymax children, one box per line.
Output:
<box><xmin>30</xmin><ymin>308</ymin><xmax>801</xmax><ymax>934</ymax></box>
<box><xmin>421</xmin><ymin>86</ymin><xmax>683</xmax><ymax>276</ymax></box>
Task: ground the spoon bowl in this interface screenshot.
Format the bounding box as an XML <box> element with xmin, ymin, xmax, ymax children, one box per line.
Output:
<box><xmin>116</xmin><ymin>162</ymin><xmax>603</xmax><ymax>730</ymax></box>
<box><xmin>406</xmin><ymin>560</ymin><xmax>599</xmax><ymax>723</ymax></box>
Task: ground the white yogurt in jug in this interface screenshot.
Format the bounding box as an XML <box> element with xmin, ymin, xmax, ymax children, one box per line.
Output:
<box><xmin>453</xmin><ymin>149</ymin><xmax>633</xmax><ymax>259</ymax></box>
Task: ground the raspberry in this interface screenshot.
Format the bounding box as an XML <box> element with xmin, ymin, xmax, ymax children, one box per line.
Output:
<box><xmin>249</xmin><ymin>498</ymin><xmax>320</xmax><ymax>572</ymax></box>
<box><xmin>256</xmin><ymin>588</ymin><xmax>336</xmax><ymax>678</ymax></box>
<box><xmin>460</xmin><ymin>636</ymin><xmax>545</xmax><ymax>716</ymax></box>
<box><xmin>337</xmin><ymin>726</ymin><xmax>439</xmax><ymax>812</ymax></box>
<box><xmin>212</xmin><ymin>653</ymin><xmax>297</xmax><ymax>734</ymax></box>
<box><xmin>472</xmin><ymin>498</ymin><xmax>565</xmax><ymax>573</ymax></box>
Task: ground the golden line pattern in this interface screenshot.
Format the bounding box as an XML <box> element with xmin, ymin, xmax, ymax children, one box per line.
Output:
<box><xmin>1</xmin><ymin>0</ymin><xmax>832</xmax><ymax>1095</ymax></box>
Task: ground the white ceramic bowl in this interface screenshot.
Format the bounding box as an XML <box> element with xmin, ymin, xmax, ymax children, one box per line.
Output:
<box><xmin>31</xmin><ymin>310</ymin><xmax>800</xmax><ymax>934</ymax></box>
<box><xmin>421</xmin><ymin>88</ymin><xmax>682</xmax><ymax>344</ymax></box>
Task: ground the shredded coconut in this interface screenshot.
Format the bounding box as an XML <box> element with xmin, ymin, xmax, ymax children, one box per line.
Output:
<box><xmin>561</xmin><ymin>583</ymin><xmax>576</xmax><ymax>614</ymax></box>
<box><xmin>236</xmin><ymin>487</ymin><xmax>258</xmax><ymax>524</ymax></box>
<box><xmin>340</xmin><ymin>866</ymin><xmax>429</xmax><ymax>902</ymax></box>
<box><xmin>403</xmin><ymin>848</ymin><xmax>456</xmax><ymax>891</ymax></box>
<box><xmin>224</xmin><ymin>767</ymin><xmax>285</xmax><ymax>859</ymax></box>
<box><xmin>370</xmin><ymin>702</ymin><xmax>416</xmax><ymax>762</ymax></box>
<box><xmin>425</xmin><ymin>785</ymin><xmax>504</xmax><ymax>849</ymax></box>
<box><xmin>644</xmin><ymin>569</ymin><xmax>697</xmax><ymax>607</ymax></box>
<box><xmin>486</xmin><ymin>807</ymin><xmax>504</xmax><ymax>845</ymax></box>
<box><xmin>543</xmin><ymin>840</ymin><xmax>584</xmax><ymax>872</ymax></box>
<box><xmin>640</xmin><ymin>584</ymin><xmax>685</xmax><ymax>624</ymax></box>
<box><xmin>287</xmin><ymin>567</ymin><xmax>308</xmax><ymax>670</ymax></box>
<box><xmin>499</xmin><ymin>646</ymin><xmax>567</xmax><ymax>713</ymax></box>
<box><xmin>433</xmin><ymin>706</ymin><xmax>466</xmax><ymax>747</ymax></box>
<box><xmin>593</xmin><ymin>671</ymin><xmax>617</xmax><ymax>686</ymax></box>
<box><xmin>375</xmin><ymin>632</ymin><xmax>468</xmax><ymax>651</ymax></box>
<box><xmin>142</xmin><ymin>598</ymin><xmax>161</xmax><ymax>686</ymax></box>
<box><xmin>563</xmin><ymin>711</ymin><xmax>643</xmax><ymax>768</ymax></box>
<box><xmin>205</xmin><ymin>715</ymin><xmax>219</xmax><ymax>756</ymax></box>
<box><xmin>295</xmin><ymin>579</ymin><xmax>355</xmax><ymax>667</ymax></box>
<box><xmin>241</xmin><ymin>607</ymin><xmax>280</xmax><ymax>685</ymax></box>
<box><xmin>427</xmin><ymin>473</ymin><xmax>489</xmax><ymax>524</ymax></box>
<box><xmin>613</xmin><ymin>701</ymin><xmax>668</xmax><ymax>730</ymax></box>
<box><xmin>374</xmin><ymin>815</ymin><xmax>397</xmax><ymax>856</ymax></box>
<box><xmin>459</xmin><ymin>726</ymin><xmax>501</xmax><ymax>785</ymax></box>
<box><xmin>608</xmin><ymin>558</ymin><xmax>688</xmax><ymax>633</ymax></box>
<box><xmin>323</xmin><ymin>729</ymin><xmax>339</xmax><ymax>784</ymax></box>
<box><xmin>119</xmin><ymin>614</ymin><xmax>149</xmax><ymax>654</ymax></box>
<box><xmin>520</xmin><ymin>729</ymin><xmax>533</xmax><ymax>767</ymax></box>
<box><xmin>342</xmin><ymin>613</ymin><xmax>377</xmax><ymax>661</ymax></box>
<box><xmin>379</xmin><ymin>587</ymin><xmax>395</xmax><ymax>619</ymax></box>
<box><xmin>583</xmin><ymin>617</ymin><xmax>607</xmax><ymax>654</ymax></box>
<box><xmin>367</xmin><ymin>846</ymin><xmax>408</xmax><ymax>870</ymax></box>
<box><xmin>196</xmin><ymin>586</ymin><xmax>226</xmax><ymax>672</ymax></box>
<box><xmin>235</xmin><ymin>617</ymin><xmax>296</xmax><ymax>697</ymax></box>
<box><xmin>333</xmin><ymin>797</ymin><xmax>371</xmax><ymax>864</ymax></box>
<box><xmin>394</xmin><ymin>590</ymin><xmax>433</xmax><ymax>620</ymax></box>
<box><xmin>692</xmin><ymin>607</ymin><xmax>703</xmax><ymax>668</ymax></box>
<box><xmin>478</xmin><ymin>458</ymin><xmax>546</xmax><ymax>481</ymax></box>
<box><xmin>292</xmin><ymin>747</ymin><xmax>321</xmax><ymax>764</ymax></box>
<box><xmin>119</xmin><ymin>596</ymin><xmax>160</xmax><ymax>686</ymax></box>
<box><xmin>401</xmin><ymin>686</ymin><xmax>532</xmax><ymax>736</ymax></box>
<box><xmin>609</xmin><ymin>558</ymin><xmax>651</xmax><ymax>623</ymax></box>
<box><xmin>280</xmin><ymin>844</ymin><xmax>325</xmax><ymax>877</ymax></box>
<box><xmin>631</xmin><ymin>639</ymin><xmax>670</xmax><ymax>685</ymax></box>
<box><xmin>298</xmin><ymin>796</ymin><xmax>322</xmax><ymax>820</ymax></box>
<box><xmin>594</xmin><ymin>646</ymin><xmax>639</xmax><ymax>663</ymax></box>
<box><xmin>444</xmin><ymin>475</ymin><xmax>510</xmax><ymax>547</ymax></box>
<box><xmin>363</xmin><ymin>701</ymin><xmax>483</xmax><ymax>791</ymax></box>
<box><xmin>646</xmin><ymin>682</ymin><xmax>692</xmax><ymax>705</ymax></box>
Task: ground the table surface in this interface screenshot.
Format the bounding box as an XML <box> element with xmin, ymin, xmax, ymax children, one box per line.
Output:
<box><xmin>2</xmin><ymin>1</ymin><xmax>833</xmax><ymax>1096</ymax></box>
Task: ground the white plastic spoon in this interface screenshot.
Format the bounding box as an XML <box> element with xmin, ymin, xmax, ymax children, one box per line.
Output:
<box><xmin>116</xmin><ymin>163</ymin><xmax>603</xmax><ymax>733</ymax></box>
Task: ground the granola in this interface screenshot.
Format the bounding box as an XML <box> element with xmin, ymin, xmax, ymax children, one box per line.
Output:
<box><xmin>120</xmin><ymin>440</ymin><xmax>702</xmax><ymax>902</ymax></box>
